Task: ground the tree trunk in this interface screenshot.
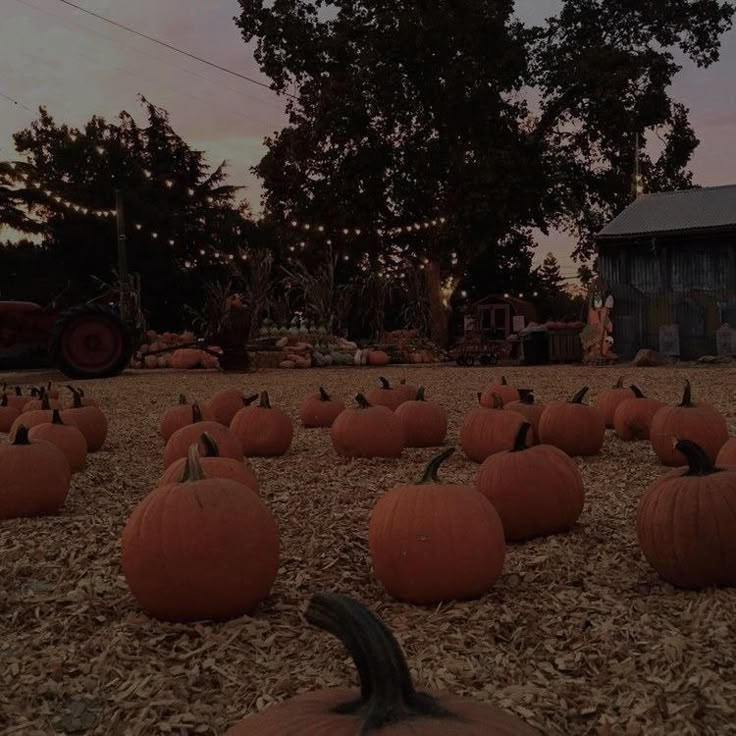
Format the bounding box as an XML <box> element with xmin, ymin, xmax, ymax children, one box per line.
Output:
<box><xmin>424</xmin><ymin>260</ymin><xmax>450</xmax><ymax>348</ymax></box>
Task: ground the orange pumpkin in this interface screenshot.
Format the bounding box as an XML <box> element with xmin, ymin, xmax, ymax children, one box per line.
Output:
<box><xmin>225</xmin><ymin>592</ymin><xmax>539</xmax><ymax>735</ymax></box>
<box><xmin>230</xmin><ymin>391</ymin><xmax>293</xmax><ymax>457</ymax></box>
<box><xmin>460</xmin><ymin>393</ymin><xmax>528</xmax><ymax>462</ymax></box>
<box><xmin>122</xmin><ymin>444</ymin><xmax>279</xmax><ymax>622</ymax></box>
<box><xmin>369</xmin><ymin>448</ymin><xmax>505</xmax><ymax>604</ymax></box>
<box><xmin>716</xmin><ymin>438</ymin><xmax>736</xmax><ymax>465</ymax></box>
<box><xmin>44</xmin><ymin>382</ymin><xmax>60</xmax><ymax>400</ymax></box>
<box><xmin>23</xmin><ymin>387</ymin><xmax>61</xmax><ymax>413</ymax></box>
<box><xmin>170</xmin><ymin>348</ymin><xmax>203</xmax><ymax>369</ymax></box>
<box><xmin>0</xmin><ymin>394</ymin><xmax>20</xmax><ymax>433</ymax></box>
<box><xmin>0</xmin><ymin>425</ymin><xmax>71</xmax><ymax>519</ymax></box>
<box><xmin>2</xmin><ymin>386</ymin><xmax>29</xmax><ymax>412</ymax></box>
<box><xmin>207</xmin><ymin>389</ymin><xmax>258</xmax><ymax>426</ymax></box>
<box><xmin>330</xmin><ymin>394</ymin><xmax>405</xmax><ymax>458</ymax></box>
<box><xmin>613</xmin><ymin>385</ymin><xmax>665</xmax><ymax>441</ymax></box>
<box><xmin>158</xmin><ymin>432</ymin><xmax>259</xmax><ymax>493</ymax></box>
<box><xmin>503</xmin><ymin>392</ymin><xmax>544</xmax><ymax>444</ymax></box>
<box><xmin>538</xmin><ymin>387</ymin><xmax>605</xmax><ymax>457</ymax></box>
<box><xmin>637</xmin><ymin>439</ymin><xmax>736</xmax><ymax>588</ymax></box>
<box><xmin>394</xmin><ymin>386</ymin><xmax>447</xmax><ymax>447</ymax></box>
<box><xmin>367</xmin><ymin>350</ymin><xmax>390</xmax><ymax>366</ymax></box>
<box><xmin>29</xmin><ymin>409</ymin><xmax>88</xmax><ymax>473</ymax></box>
<box><xmin>299</xmin><ymin>387</ymin><xmax>345</xmax><ymax>428</ymax></box>
<box><xmin>480</xmin><ymin>376</ymin><xmax>520</xmax><ymax>408</ymax></box>
<box><xmin>61</xmin><ymin>386</ymin><xmax>108</xmax><ymax>452</ymax></box>
<box><xmin>160</xmin><ymin>397</ymin><xmax>216</xmax><ymax>441</ymax></box>
<box><xmin>649</xmin><ymin>380</ymin><xmax>728</xmax><ymax>466</ymax></box>
<box><xmin>366</xmin><ymin>377</ymin><xmax>406</xmax><ymax>411</ymax></box>
<box><xmin>592</xmin><ymin>376</ymin><xmax>634</xmax><ymax>428</ymax></box>
<box><xmin>164</xmin><ymin>408</ymin><xmax>242</xmax><ymax>468</ymax></box>
<box><xmin>476</xmin><ymin>423</ymin><xmax>584</xmax><ymax>542</ymax></box>
<box><xmin>8</xmin><ymin>391</ymin><xmax>54</xmax><ymax>441</ymax></box>
<box><xmin>395</xmin><ymin>378</ymin><xmax>419</xmax><ymax>403</ymax></box>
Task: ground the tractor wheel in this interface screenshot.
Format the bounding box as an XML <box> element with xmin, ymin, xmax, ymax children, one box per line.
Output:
<box><xmin>49</xmin><ymin>304</ymin><xmax>133</xmax><ymax>379</ymax></box>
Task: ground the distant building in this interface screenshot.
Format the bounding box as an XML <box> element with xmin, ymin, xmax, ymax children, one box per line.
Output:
<box><xmin>596</xmin><ymin>185</ymin><xmax>736</xmax><ymax>359</ymax></box>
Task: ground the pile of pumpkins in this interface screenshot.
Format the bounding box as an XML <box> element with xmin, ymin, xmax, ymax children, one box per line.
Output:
<box><xmin>4</xmin><ymin>372</ymin><xmax>736</xmax><ymax>733</ymax></box>
<box><xmin>131</xmin><ymin>330</ymin><xmax>222</xmax><ymax>370</ymax></box>
<box><xmin>0</xmin><ymin>383</ymin><xmax>107</xmax><ymax>519</ymax></box>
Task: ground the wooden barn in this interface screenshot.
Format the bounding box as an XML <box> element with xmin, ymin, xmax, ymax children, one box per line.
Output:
<box><xmin>596</xmin><ymin>184</ymin><xmax>736</xmax><ymax>360</ymax></box>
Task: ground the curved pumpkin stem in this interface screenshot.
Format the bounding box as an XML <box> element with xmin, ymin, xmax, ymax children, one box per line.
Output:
<box><xmin>200</xmin><ymin>432</ymin><xmax>219</xmax><ymax>457</ymax></box>
<box><xmin>511</xmin><ymin>423</ymin><xmax>531</xmax><ymax>452</ymax></box>
<box><xmin>319</xmin><ymin>387</ymin><xmax>331</xmax><ymax>402</ymax></box>
<box><xmin>178</xmin><ymin>394</ymin><xmax>188</xmax><ymax>405</ymax></box>
<box><xmin>243</xmin><ymin>393</ymin><xmax>259</xmax><ymax>406</ymax></box>
<box><xmin>678</xmin><ymin>380</ymin><xmax>694</xmax><ymax>408</ymax></box>
<box><xmin>418</xmin><ymin>447</ymin><xmax>455</xmax><ymax>483</ymax></box>
<box><xmin>674</xmin><ymin>439</ymin><xmax>722</xmax><ymax>476</ymax></box>
<box><xmin>630</xmin><ymin>385</ymin><xmax>645</xmax><ymax>399</ymax></box>
<box><xmin>1</xmin><ymin>394</ymin><xmax>8</xmax><ymax>407</ymax></box>
<box><xmin>66</xmin><ymin>385</ymin><xmax>84</xmax><ymax>408</ymax></box>
<box><xmin>259</xmin><ymin>391</ymin><xmax>272</xmax><ymax>409</ymax></box>
<box><xmin>379</xmin><ymin>377</ymin><xmax>391</xmax><ymax>390</ymax></box>
<box><xmin>15</xmin><ymin>386</ymin><xmax>22</xmax><ymax>396</ymax></box>
<box><xmin>355</xmin><ymin>393</ymin><xmax>372</xmax><ymax>409</ymax></box>
<box><xmin>304</xmin><ymin>593</ymin><xmax>455</xmax><ymax>730</ymax></box>
<box><xmin>501</xmin><ymin>376</ymin><xmax>508</xmax><ymax>385</ymax></box>
<box><xmin>490</xmin><ymin>392</ymin><xmax>503</xmax><ymax>409</ymax></box>
<box><xmin>614</xmin><ymin>376</ymin><xmax>624</xmax><ymax>388</ymax></box>
<box><xmin>519</xmin><ymin>392</ymin><xmax>535</xmax><ymax>405</ymax></box>
<box><xmin>40</xmin><ymin>392</ymin><xmax>51</xmax><ymax>410</ymax></box>
<box><xmin>12</xmin><ymin>425</ymin><xmax>31</xmax><ymax>445</ymax></box>
<box><xmin>415</xmin><ymin>386</ymin><xmax>426</xmax><ymax>401</ymax></box>
<box><xmin>51</xmin><ymin>409</ymin><xmax>64</xmax><ymax>425</ymax></box>
<box><xmin>476</xmin><ymin>392</ymin><xmax>482</xmax><ymax>405</ymax></box>
<box><xmin>182</xmin><ymin>443</ymin><xmax>207</xmax><ymax>482</ymax></box>
<box><xmin>569</xmin><ymin>387</ymin><xmax>589</xmax><ymax>404</ymax></box>
<box><xmin>191</xmin><ymin>402</ymin><xmax>203</xmax><ymax>423</ymax></box>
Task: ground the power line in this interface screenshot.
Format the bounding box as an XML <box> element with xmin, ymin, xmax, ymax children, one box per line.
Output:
<box><xmin>53</xmin><ymin>0</ymin><xmax>297</xmax><ymax>100</ymax></box>
<box><xmin>0</xmin><ymin>91</ymin><xmax>31</xmax><ymax>111</ymax></box>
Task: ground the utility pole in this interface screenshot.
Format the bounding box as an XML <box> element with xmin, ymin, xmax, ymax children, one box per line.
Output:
<box><xmin>115</xmin><ymin>189</ymin><xmax>131</xmax><ymax>322</ymax></box>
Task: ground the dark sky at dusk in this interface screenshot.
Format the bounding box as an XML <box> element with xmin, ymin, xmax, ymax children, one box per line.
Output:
<box><xmin>2</xmin><ymin>0</ymin><xmax>735</xmax><ymax>276</ymax></box>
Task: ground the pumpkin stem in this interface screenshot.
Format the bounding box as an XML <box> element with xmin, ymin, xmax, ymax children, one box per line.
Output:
<box><xmin>15</xmin><ymin>386</ymin><xmax>22</xmax><ymax>396</ymax></box>
<box><xmin>512</xmin><ymin>423</ymin><xmax>531</xmax><ymax>452</ymax></box>
<box><xmin>630</xmin><ymin>385</ymin><xmax>645</xmax><ymax>399</ymax></box>
<box><xmin>419</xmin><ymin>447</ymin><xmax>455</xmax><ymax>484</ymax></box>
<box><xmin>415</xmin><ymin>386</ymin><xmax>426</xmax><ymax>401</ymax></box>
<box><xmin>178</xmin><ymin>394</ymin><xmax>188</xmax><ymax>405</ymax></box>
<box><xmin>490</xmin><ymin>392</ymin><xmax>503</xmax><ymax>409</ymax></box>
<box><xmin>679</xmin><ymin>380</ymin><xmax>694</xmax><ymax>408</ymax></box>
<box><xmin>40</xmin><ymin>392</ymin><xmax>51</xmax><ymax>410</ymax></box>
<box><xmin>355</xmin><ymin>393</ymin><xmax>372</xmax><ymax>409</ymax></box>
<box><xmin>1</xmin><ymin>394</ymin><xmax>8</xmax><ymax>407</ymax></box>
<box><xmin>191</xmin><ymin>402</ymin><xmax>203</xmax><ymax>422</ymax></box>
<box><xmin>66</xmin><ymin>385</ymin><xmax>84</xmax><ymax>408</ymax></box>
<box><xmin>200</xmin><ymin>432</ymin><xmax>219</xmax><ymax>457</ymax></box>
<box><xmin>570</xmin><ymin>387</ymin><xmax>589</xmax><ymax>404</ymax></box>
<box><xmin>519</xmin><ymin>391</ymin><xmax>535</xmax><ymax>405</ymax></box>
<box><xmin>304</xmin><ymin>593</ymin><xmax>455</xmax><ymax>729</ymax></box>
<box><xmin>675</xmin><ymin>439</ymin><xmax>722</xmax><ymax>477</ymax></box>
<box><xmin>614</xmin><ymin>376</ymin><xmax>624</xmax><ymax>388</ymax></box>
<box><xmin>379</xmin><ymin>377</ymin><xmax>391</xmax><ymax>390</ymax></box>
<box><xmin>501</xmin><ymin>376</ymin><xmax>508</xmax><ymax>385</ymax></box>
<box><xmin>476</xmin><ymin>392</ymin><xmax>482</xmax><ymax>405</ymax></box>
<box><xmin>259</xmin><ymin>391</ymin><xmax>271</xmax><ymax>409</ymax></box>
<box><xmin>12</xmin><ymin>425</ymin><xmax>31</xmax><ymax>445</ymax></box>
<box><xmin>243</xmin><ymin>393</ymin><xmax>259</xmax><ymax>406</ymax></box>
<box><xmin>51</xmin><ymin>409</ymin><xmax>64</xmax><ymax>425</ymax></box>
<box><xmin>319</xmin><ymin>387</ymin><xmax>331</xmax><ymax>402</ymax></box>
<box><xmin>182</xmin><ymin>443</ymin><xmax>207</xmax><ymax>482</ymax></box>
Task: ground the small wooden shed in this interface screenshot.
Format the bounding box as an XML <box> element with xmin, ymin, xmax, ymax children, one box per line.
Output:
<box><xmin>462</xmin><ymin>295</ymin><xmax>538</xmax><ymax>340</ymax></box>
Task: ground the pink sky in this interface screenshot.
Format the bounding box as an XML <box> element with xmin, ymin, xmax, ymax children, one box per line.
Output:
<box><xmin>2</xmin><ymin>0</ymin><xmax>735</xmax><ymax>278</ymax></box>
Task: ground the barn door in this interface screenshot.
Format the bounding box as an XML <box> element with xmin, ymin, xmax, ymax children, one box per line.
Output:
<box><xmin>609</xmin><ymin>284</ymin><xmax>645</xmax><ymax>360</ymax></box>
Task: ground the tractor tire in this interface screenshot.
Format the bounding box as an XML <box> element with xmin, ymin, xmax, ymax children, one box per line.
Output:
<box><xmin>49</xmin><ymin>304</ymin><xmax>133</xmax><ymax>379</ymax></box>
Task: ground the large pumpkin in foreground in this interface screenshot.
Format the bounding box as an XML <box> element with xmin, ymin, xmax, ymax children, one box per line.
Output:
<box><xmin>637</xmin><ymin>439</ymin><xmax>736</xmax><ymax>589</ymax></box>
<box><xmin>369</xmin><ymin>448</ymin><xmax>505</xmax><ymax>604</ymax></box>
<box><xmin>122</xmin><ymin>444</ymin><xmax>279</xmax><ymax>622</ymax></box>
<box><xmin>225</xmin><ymin>592</ymin><xmax>540</xmax><ymax>735</ymax></box>
<box><xmin>649</xmin><ymin>380</ymin><xmax>728</xmax><ymax>466</ymax></box>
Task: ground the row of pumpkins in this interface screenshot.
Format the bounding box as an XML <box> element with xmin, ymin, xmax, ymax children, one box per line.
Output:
<box><xmin>2</xmin><ymin>376</ymin><xmax>736</xmax><ymax>733</ymax></box>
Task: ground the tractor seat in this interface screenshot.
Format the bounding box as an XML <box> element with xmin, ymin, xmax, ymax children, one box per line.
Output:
<box><xmin>0</xmin><ymin>301</ymin><xmax>43</xmax><ymax>312</ymax></box>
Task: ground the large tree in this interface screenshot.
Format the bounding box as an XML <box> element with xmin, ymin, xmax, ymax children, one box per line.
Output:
<box><xmin>236</xmin><ymin>0</ymin><xmax>733</xmax><ymax>345</ymax></box>
<box><xmin>0</xmin><ymin>99</ymin><xmax>252</xmax><ymax>329</ymax></box>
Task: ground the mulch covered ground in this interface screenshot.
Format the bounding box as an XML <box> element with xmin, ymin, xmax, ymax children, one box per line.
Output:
<box><xmin>2</xmin><ymin>363</ymin><xmax>736</xmax><ymax>735</ymax></box>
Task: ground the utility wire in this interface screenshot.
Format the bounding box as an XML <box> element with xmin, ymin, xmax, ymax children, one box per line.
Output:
<box><xmin>0</xmin><ymin>91</ymin><xmax>32</xmax><ymax>111</ymax></box>
<box><xmin>53</xmin><ymin>0</ymin><xmax>297</xmax><ymax>99</ymax></box>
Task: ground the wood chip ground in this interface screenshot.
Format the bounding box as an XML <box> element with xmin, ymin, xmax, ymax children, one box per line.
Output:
<box><xmin>2</xmin><ymin>364</ymin><xmax>736</xmax><ymax>735</ymax></box>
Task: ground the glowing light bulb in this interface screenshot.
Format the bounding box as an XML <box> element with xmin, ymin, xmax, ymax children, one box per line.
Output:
<box><xmin>165</xmin><ymin>180</ymin><xmax>174</xmax><ymax>188</ymax></box>
<box><xmin>95</xmin><ymin>146</ymin><xmax>104</xmax><ymax>155</ymax></box>
<box><xmin>143</xmin><ymin>170</ymin><xmax>151</xmax><ymax>179</ymax></box>
<box><xmin>152</xmin><ymin>232</ymin><xmax>159</xmax><ymax>239</ymax></box>
<box><xmin>187</xmin><ymin>188</ymin><xmax>195</xmax><ymax>196</ymax></box>
<box><xmin>169</xmin><ymin>239</ymin><xmax>175</xmax><ymax>246</ymax></box>
<box><xmin>343</xmin><ymin>255</ymin><xmax>349</xmax><ymax>261</ymax></box>
<box><xmin>291</xmin><ymin>220</ymin><xmax>298</xmax><ymax>227</ymax></box>
<box><xmin>342</xmin><ymin>228</ymin><xmax>349</xmax><ymax>235</ymax></box>
<box><xmin>355</xmin><ymin>229</ymin><xmax>362</xmax><ymax>235</ymax></box>
<box><xmin>135</xmin><ymin>223</ymin><xmax>142</xmax><ymax>230</ymax></box>
<box><xmin>318</xmin><ymin>225</ymin><xmax>325</xmax><ymax>233</ymax></box>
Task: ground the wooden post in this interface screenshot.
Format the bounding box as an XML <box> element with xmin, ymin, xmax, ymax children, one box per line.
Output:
<box><xmin>115</xmin><ymin>189</ymin><xmax>131</xmax><ymax>322</ymax></box>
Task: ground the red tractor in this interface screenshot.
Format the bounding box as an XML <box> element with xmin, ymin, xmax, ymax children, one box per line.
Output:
<box><xmin>0</xmin><ymin>296</ymin><xmax>135</xmax><ymax>379</ymax></box>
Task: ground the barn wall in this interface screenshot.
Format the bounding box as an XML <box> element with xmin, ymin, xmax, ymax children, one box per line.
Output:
<box><xmin>598</xmin><ymin>236</ymin><xmax>736</xmax><ymax>360</ymax></box>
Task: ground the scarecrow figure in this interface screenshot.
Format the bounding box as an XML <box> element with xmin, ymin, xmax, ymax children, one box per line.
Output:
<box><xmin>580</xmin><ymin>277</ymin><xmax>617</xmax><ymax>363</ymax></box>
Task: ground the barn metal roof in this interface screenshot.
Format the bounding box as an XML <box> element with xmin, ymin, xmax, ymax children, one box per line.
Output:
<box><xmin>597</xmin><ymin>184</ymin><xmax>736</xmax><ymax>240</ymax></box>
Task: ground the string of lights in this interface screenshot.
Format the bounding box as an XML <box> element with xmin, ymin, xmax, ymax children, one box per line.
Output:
<box><xmin>287</xmin><ymin>215</ymin><xmax>448</xmax><ymax>239</ymax></box>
